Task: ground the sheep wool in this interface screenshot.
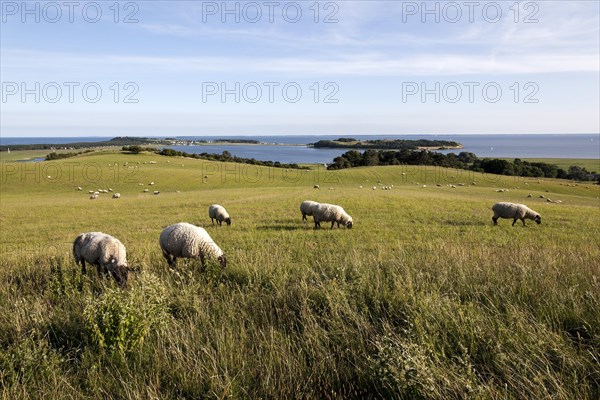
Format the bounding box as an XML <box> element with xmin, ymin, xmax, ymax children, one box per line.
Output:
<box><xmin>159</xmin><ymin>222</ymin><xmax>226</xmax><ymax>269</ymax></box>
<box><xmin>492</xmin><ymin>202</ymin><xmax>542</xmax><ymax>226</ymax></box>
<box><xmin>300</xmin><ymin>200</ymin><xmax>319</xmax><ymax>222</ymax></box>
<box><xmin>73</xmin><ymin>232</ymin><xmax>128</xmax><ymax>285</ymax></box>
<box><xmin>208</xmin><ymin>204</ymin><xmax>231</xmax><ymax>226</ymax></box>
<box><xmin>312</xmin><ymin>203</ymin><xmax>353</xmax><ymax>229</ymax></box>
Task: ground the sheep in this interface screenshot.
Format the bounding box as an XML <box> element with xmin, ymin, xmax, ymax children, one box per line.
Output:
<box><xmin>208</xmin><ymin>204</ymin><xmax>231</xmax><ymax>226</ymax></box>
<box><xmin>491</xmin><ymin>202</ymin><xmax>542</xmax><ymax>226</ymax></box>
<box><xmin>300</xmin><ymin>200</ymin><xmax>319</xmax><ymax>223</ymax></box>
<box><xmin>143</xmin><ymin>189</ymin><xmax>149</xmax><ymax>192</ymax></box>
<box><xmin>153</xmin><ymin>191</ymin><xmax>160</xmax><ymax>195</ymax></box>
<box><xmin>73</xmin><ymin>232</ymin><xmax>128</xmax><ymax>286</ymax></box>
<box><xmin>314</xmin><ymin>185</ymin><xmax>320</xmax><ymax>189</ymax></box>
<box><xmin>112</xmin><ymin>193</ymin><xmax>121</xmax><ymax>199</ymax></box>
<box><xmin>312</xmin><ymin>203</ymin><xmax>353</xmax><ymax>229</ymax></box>
<box><xmin>159</xmin><ymin>222</ymin><xmax>226</xmax><ymax>270</ymax></box>
<box><xmin>77</xmin><ymin>187</ymin><xmax>82</xmax><ymax>191</ymax></box>
<box><xmin>90</xmin><ymin>193</ymin><xmax>99</xmax><ymax>200</ymax></box>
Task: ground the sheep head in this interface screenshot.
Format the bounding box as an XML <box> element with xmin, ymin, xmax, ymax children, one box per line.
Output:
<box><xmin>534</xmin><ymin>215</ymin><xmax>542</xmax><ymax>224</ymax></box>
<box><xmin>218</xmin><ymin>255</ymin><xmax>227</xmax><ymax>269</ymax></box>
<box><xmin>225</xmin><ymin>217</ymin><xmax>231</xmax><ymax>226</ymax></box>
<box><xmin>113</xmin><ymin>264</ymin><xmax>129</xmax><ymax>287</ymax></box>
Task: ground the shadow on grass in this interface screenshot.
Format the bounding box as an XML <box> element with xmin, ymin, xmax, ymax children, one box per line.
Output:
<box><xmin>255</xmin><ymin>224</ymin><xmax>308</xmax><ymax>231</ymax></box>
<box><xmin>444</xmin><ymin>220</ymin><xmax>487</xmax><ymax>226</ymax></box>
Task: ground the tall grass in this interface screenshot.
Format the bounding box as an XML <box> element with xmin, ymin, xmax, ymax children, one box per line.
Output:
<box><xmin>1</xmin><ymin>153</ymin><xmax>599</xmax><ymax>398</ymax></box>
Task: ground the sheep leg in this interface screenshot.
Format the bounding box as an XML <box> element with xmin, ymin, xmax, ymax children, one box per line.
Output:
<box><xmin>218</xmin><ymin>220</ymin><xmax>222</xmax><ymax>226</ymax></box>
<box><xmin>492</xmin><ymin>217</ymin><xmax>498</xmax><ymax>226</ymax></box>
<box><xmin>331</xmin><ymin>221</ymin><xmax>335</xmax><ymax>229</ymax></box>
<box><xmin>512</xmin><ymin>218</ymin><xmax>518</xmax><ymax>226</ymax></box>
<box><xmin>521</xmin><ymin>219</ymin><xmax>526</xmax><ymax>227</ymax></box>
<box><xmin>211</xmin><ymin>218</ymin><xmax>214</xmax><ymax>225</ymax></box>
<box><xmin>80</xmin><ymin>259</ymin><xmax>87</xmax><ymax>275</ymax></box>
<box><xmin>302</xmin><ymin>214</ymin><xmax>307</xmax><ymax>222</ymax></box>
<box><xmin>314</xmin><ymin>220</ymin><xmax>320</xmax><ymax>229</ymax></box>
<box><xmin>199</xmin><ymin>254</ymin><xmax>206</xmax><ymax>272</ymax></box>
<box><xmin>162</xmin><ymin>250</ymin><xmax>175</xmax><ymax>267</ymax></box>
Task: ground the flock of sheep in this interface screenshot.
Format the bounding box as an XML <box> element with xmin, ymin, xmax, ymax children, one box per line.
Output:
<box><xmin>72</xmin><ymin>204</ymin><xmax>231</xmax><ymax>287</ymax></box>
<box><xmin>71</xmin><ymin>197</ymin><xmax>542</xmax><ymax>287</ymax></box>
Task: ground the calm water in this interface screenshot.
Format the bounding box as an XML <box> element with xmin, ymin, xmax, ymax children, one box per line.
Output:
<box><xmin>2</xmin><ymin>135</ymin><xmax>598</xmax><ymax>164</ymax></box>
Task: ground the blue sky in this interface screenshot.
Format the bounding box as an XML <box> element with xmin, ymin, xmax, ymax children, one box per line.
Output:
<box><xmin>1</xmin><ymin>0</ymin><xmax>599</xmax><ymax>136</ymax></box>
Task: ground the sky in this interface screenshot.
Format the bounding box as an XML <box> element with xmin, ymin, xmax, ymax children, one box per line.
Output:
<box><xmin>0</xmin><ymin>0</ymin><xmax>599</xmax><ymax>137</ymax></box>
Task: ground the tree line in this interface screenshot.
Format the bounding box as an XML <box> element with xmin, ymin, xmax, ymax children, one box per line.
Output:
<box><xmin>311</xmin><ymin>138</ymin><xmax>461</xmax><ymax>150</ymax></box>
<box><xmin>328</xmin><ymin>149</ymin><xmax>599</xmax><ymax>181</ymax></box>
<box><xmin>155</xmin><ymin>148</ymin><xmax>309</xmax><ymax>170</ymax></box>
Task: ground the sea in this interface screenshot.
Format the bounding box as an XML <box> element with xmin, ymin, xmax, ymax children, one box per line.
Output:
<box><xmin>2</xmin><ymin>135</ymin><xmax>598</xmax><ymax>164</ymax></box>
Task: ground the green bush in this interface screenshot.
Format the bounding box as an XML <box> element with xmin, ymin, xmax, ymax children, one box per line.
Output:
<box><xmin>84</xmin><ymin>273</ymin><xmax>170</xmax><ymax>354</ymax></box>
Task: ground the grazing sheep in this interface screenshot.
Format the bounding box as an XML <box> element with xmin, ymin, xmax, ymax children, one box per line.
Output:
<box><xmin>312</xmin><ymin>203</ymin><xmax>353</xmax><ymax>229</ymax></box>
<box><xmin>153</xmin><ymin>191</ymin><xmax>160</xmax><ymax>195</ymax></box>
<box><xmin>77</xmin><ymin>187</ymin><xmax>82</xmax><ymax>191</ymax></box>
<box><xmin>209</xmin><ymin>204</ymin><xmax>231</xmax><ymax>226</ymax></box>
<box><xmin>159</xmin><ymin>222</ymin><xmax>226</xmax><ymax>270</ymax></box>
<box><xmin>492</xmin><ymin>202</ymin><xmax>541</xmax><ymax>226</ymax></box>
<box><xmin>314</xmin><ymin>185</ymin><xmax>320</xmax><ymax>189</ymax></box>
<box><xmin>143</xmin><ymin>189</ymin><xmax>149</xmax><ymax>192</ymax></box>
<box><xmin>90</xmin><ymin>193</ymin><xmax>99</xmax><ymax>200</ymax></box>
<box><xmin>73</xmin><ymin>232</ymin><xmax>128</xmax><ymax>286</ymax></box>
<box><xmin>112</xmin><ymin>193</ymin><xmax>121</xmax><ymax>199</ymax></box>
<box><xmin>300</xmin><ymin>200</ymin><xmax>319</xmax><ymax>223</ymax></box>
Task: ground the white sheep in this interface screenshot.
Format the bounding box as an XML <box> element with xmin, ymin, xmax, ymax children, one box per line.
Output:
<box><xmin>77</xmin><ymin>187</ymin><xmax>82</xmax><ymax>191</ymax></box>
<box><xmin>492</xmin><ymin>202</ymin><xmax>542</xmax><ymax>226</ymax></box>
<box><xmin>300</xmin><ymin>200</ymin><xmax>319</xmax><ymax>223</ymax></box>
<box><xmin>208</xmin><ymin>204</ymin><xmax>231</xmax><ymax>226</ymax></box>
<box><xmin>112</xmin><ymin>193</ymin><xmax>121</xmax><ymax>199</ymax></box>
<box><xmin>314</xmin><ymin>185</ymin><xmax>320</xmax><ymax>189</ymax></box>
<box><xmin>312</xmin><ymin>203</ymin><xmax>353</xmax><ymax>229</ymax></box>
<box><xmin>159</xmin><ymin>222</ymin><xmax>226</xmax><ymax>270</ymax></box>
<box><xmin>90</xmin><ymin>193</ymin><xmax>99</xmax><ymax>200</ymax></box>
<box><xmin>73</xmin><ymin>232</ymin><xmax>128</xmax><ymax>285</ymax></box>
<box><xmin>153</xmin><ymin>191</ymin><xmax>160</xmax><ymax>195</ymax></box>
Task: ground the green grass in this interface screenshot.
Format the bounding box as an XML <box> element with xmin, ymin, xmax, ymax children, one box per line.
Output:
<box><xmin>498</xmin><ymin>157</ymin><xmax>600</xmax><ymax>173</ymax></box>
<box><xmin>1</xmin><ymin>151</ymin><xmax>599</xmax><ymax>399</ymax></box>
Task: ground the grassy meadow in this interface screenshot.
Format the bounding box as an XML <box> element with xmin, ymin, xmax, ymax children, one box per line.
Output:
<box><xmin>1</xmin><ymin>150</ymin><xmax>599</xmax><ymax>399</ymax></box>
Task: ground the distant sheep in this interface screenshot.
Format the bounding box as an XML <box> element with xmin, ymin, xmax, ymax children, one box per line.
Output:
<box><xmin>313</xmin><ymin>203</ymin><xmax>353</xmax><ymax>229</ymax></box>
<box><xmin>77</xmin><ymin>187</ymin><xmax>82</xmax><ymax>191</ymax></box>
<box><xmin>209</xmin><ymin>204</ymin><xmax>231</xmax><ymax>226</ymax></box>
<box><xmin>300</xmin><ymin>200</ymin><xmax>319</xmax><ymax>223</ymax></box>
<box><xmin>112</xmin><ymin>193</ymin><xmax>121</xmax><ymax>199</ymax></box>
<box><xmin>153</xmin><ymin>191</ymin><xmax>160</xmax><ymax>195</ymax></box>
<box><xmin>314</xmin><ymin>185</ymin><xmax>320</xmax><ymax>189</ymax></box>
<box><xmin>492</xmin><ymin>202</ymin><xmax>541</xmax><ymax>226</ymax></box>
<box><xmin>159</xmin><ymin>222</ymin><xmax>226</xmax><ymax>270</ymax></box>
<box><xmin>90</xmin><ymin>193</ymin><xmax>99</xmax><ymax>200</ymax></box>
<box><xmin>73</xmin><ymin>232</ymin><xmax>128</xmax><ymax>286</ymax></box>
